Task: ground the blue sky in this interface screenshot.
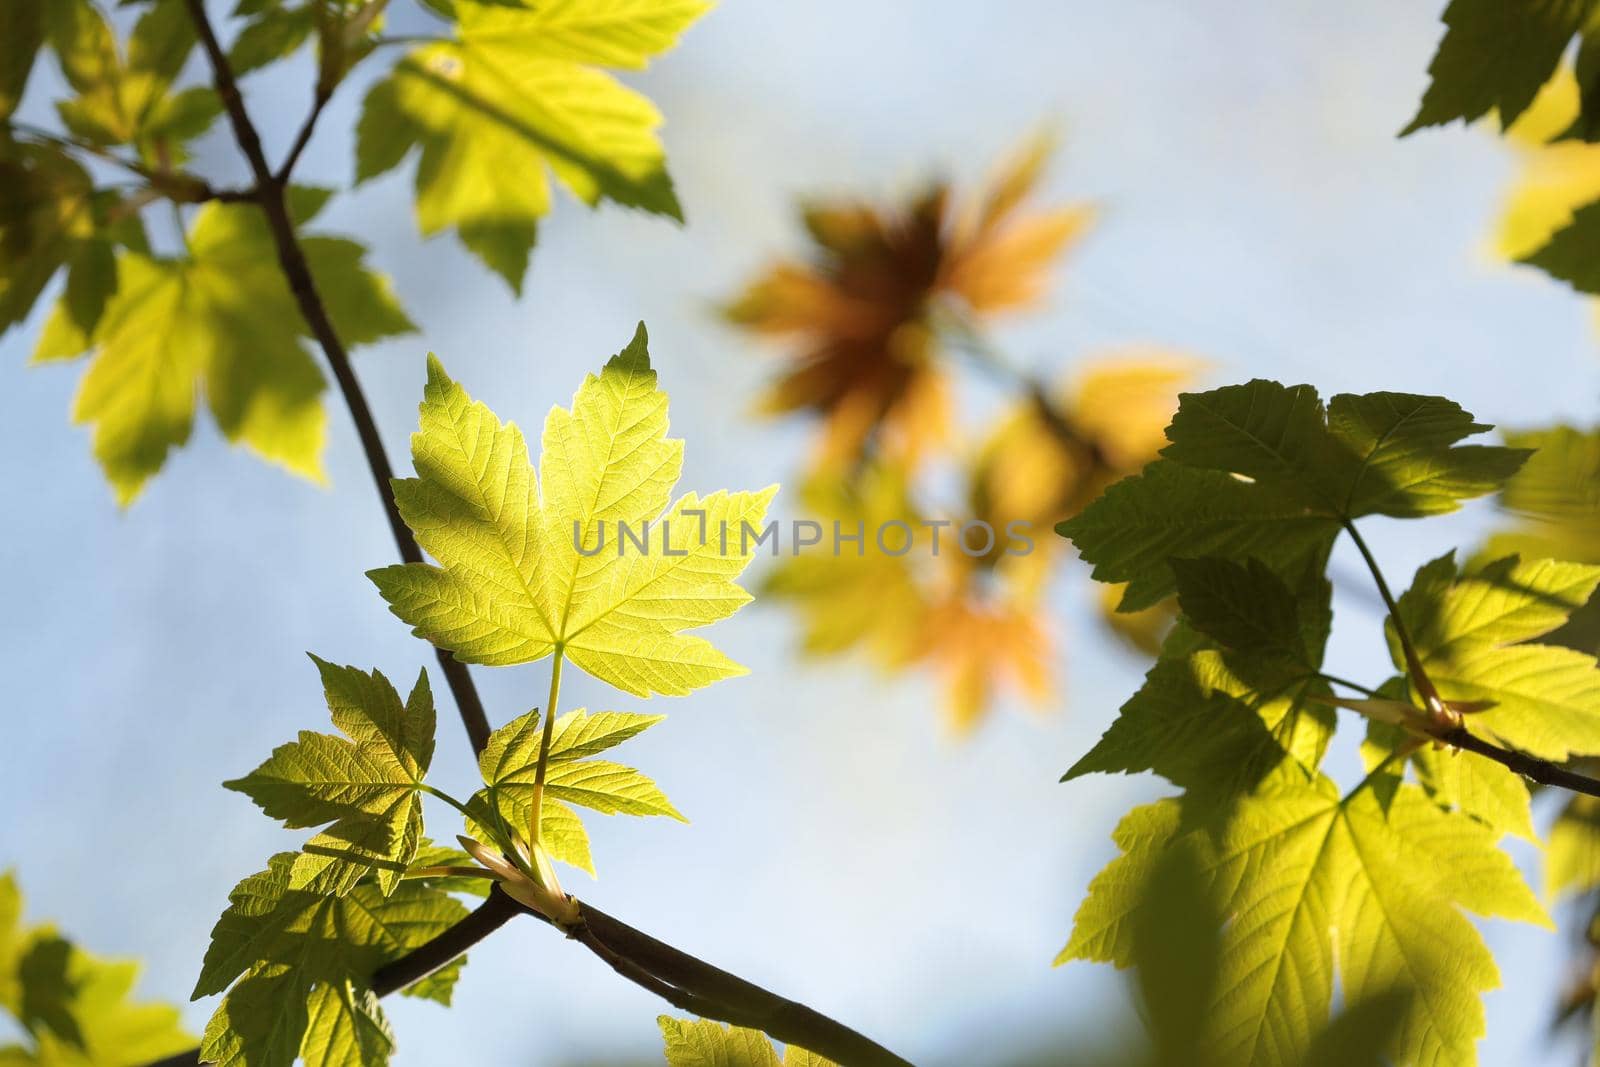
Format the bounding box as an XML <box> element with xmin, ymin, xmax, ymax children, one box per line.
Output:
<box><xmin>3</xmin><ymin>1</ymin><xmax>1599</xmax><ymax>1063</ymax></box>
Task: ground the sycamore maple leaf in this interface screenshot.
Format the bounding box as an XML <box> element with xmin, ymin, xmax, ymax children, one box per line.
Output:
<box><xmin>1064</xmin><ymin>775</ymin><xmax>1548</xmax><ymax>1067</ymax></box>
<box><xmin>724</xmin><ymin>134</ymin><xmax>1092</xmax><ymax>470</ymax></box>
<box><xmin>370</xmin><ymin>323</ymin><xmax>775</xmax><ymax>697</ymax></box>
<box><xmin>1403</xmin><ymin>0</ymin><xmax>1594</xmax><ymax>136</ymax></box>
<box><xmin>467</xmin><ymin>705</ymin><xmax>682</xmax><ymax>877</ymax></box>
<box><xmin>40</xmin><ymin>0</ymin><xmax>221</xmax><ymax>164</ymax></box>
<box><xmin>1390</xmin><ymin>552</ymin><xmax>1600</xmax><ymax>760</ymax></box>
<box><xmin>194</xmin><ymin>854</ymin><xmax>466</xmax><ymax>1067</ymax></box>
<box><xmin>223</xmin><ymin>656</ymin><xmax>437</xmax><ymax>897</ymax></box>
<box><xmin>0</xmin><ymin>872</ymin><xmax>193</xmax><ymax>1067</ymax></box>
<box><xmin>1061</xmin><ymin>379</ymin><xmax>1530</xmax><ymax>611</ymax></box>
<box><xmin>33</xmin><ymin>189</ymin><xmax>411</xmax><ymax>504</ymax></box>
<box><xmin>355</xmin><ymin>0</ymin><xmax>708</xmax><ymax>292</ymax></box>
<box><xmin>658</xmin><ymin>1016</ymin><xmax>837</xmax><ymax>1067</ymax></box>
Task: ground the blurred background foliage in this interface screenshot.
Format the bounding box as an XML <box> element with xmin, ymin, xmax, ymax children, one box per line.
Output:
<box><xmin>725</xmin><ymin>138</ymin><xmax>1196</xmax><ymax>731</ymax></box>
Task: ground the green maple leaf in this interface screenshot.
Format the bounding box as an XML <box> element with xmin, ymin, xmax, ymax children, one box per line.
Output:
<box><xmin>658</xmin><ymin>1016</ymin><xmax>837</xmax><ymax>1067</ymax></box>
<box><xmin>298</xmin><ymin>981</ymin><xmax>392</xmax><ymax>1067</ymax></box>
<box><xmin>0</xmin><ymin>142</ymin><xmax>137</xmax><ymax>346</ymax></box>
<box><xmin>354</xmin><ymin>0</ymin><xmax>708</xmax><ymax>291</ymax></box>
<box><xmin>1548</xmin><ymin>794</ymin><xmax>1600</xmax><ymax>898</ymax></box>
<box><xmin>195</xmin><ymin>854</ymin><xmax>467</xmax><ymax>1067</ymax></box>
<box><xmin>49</xmin><ymin>190</ymin><xmax>411</xmax><ymax>504</ymax></box>
<box><xmin>470</xmin><ymin>706</ymin><xmax>681</xmax><ymax>876</ymax></box>
<box><xmin>42</xmin><ymin>0</ymin><xmax>220</xmax><ymax>163</ymax></box>
<box><xmin>1063</xmin><ymin>644</ymin><xmax>1334</xmax><ymax>795</ymax></box>
<box><xmin>1068</xmin><ymin>560</ymin><xmax>1336</xmax><ymax>794</ymax></box>
<box><xmin>0</xmin><ymin>873</ymin><xmax>192</xmax><ymax>1067</ymax></box>
<box><xmin>369</xmin><ymin>323</ymin><xmax>776</xmax><ymax>697</ymax></box>
<box><xmin>1126</xmin><ymin>847</ymin><xmax>1411</xmax><ymax>1067</ymax></box>
<box><xmin>225</xmin><ymin>656</ymin><xmax>436</xmax><ymax>896</ymax></box>
<box><xmin>1170</xmin><ymin>556</ymin><xmax>1329</xmax><ymax>668</ymax></box>
<box><xmin>1062</xmin><ymin>776</ymin><xmax>1548</xmax><ymax>1067</ymax></box>
<box><xmin>1061</xmin><ymin>381</ymin><xmax>1527</xmax><ymax>610</ymax></box>
<box><xmin>1402</xmin><ymin>0</ymin><xmax>1592</xmax><ymax>135</ymax></box>
<box><xmin>227</xmin><ymin>3</ymin><xmax>316</xmax><ymax>77</ymax></box>
<box><xmin>0</xmin><ymin>4</ymin><xmax>43</xmax><ymax>120</ymax></box>
<box><xmin>1394</xmin><ymin>553</ymin><xmax>1600</xmax><ymax>759</ymax></box>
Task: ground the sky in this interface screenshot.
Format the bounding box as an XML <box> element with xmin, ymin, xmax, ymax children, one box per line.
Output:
<box><xmin>3</xmin><ymin>0</ymin><xmax>1600</xmax><ymax>1064</ymax></box>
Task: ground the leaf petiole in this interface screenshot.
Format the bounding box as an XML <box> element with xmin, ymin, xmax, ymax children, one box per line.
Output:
<box><xmin>528</xmin><ymin>648</ymin><xmax>565</xmax><ymax>857</ymax></box>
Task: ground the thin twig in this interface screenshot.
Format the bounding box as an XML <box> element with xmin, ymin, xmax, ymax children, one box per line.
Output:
<box><xmin>1434</xmin><ymin>726</ymin><xmax>1600</xmax><ymax>800</ymax></box>
<box><xmin>274</xmin><ymin>86</ymin><xmax>331</xmax><ymax>186</ymax></box>
<box><xmin>183</xmin><ymin>0</ymin><xmax>492</xmax><ymax>754</ymax></box>
<box><xmin>6</xmin><ymin>120</ymin><xmax>255</xmax><ymax>203</ymax></box>
<box><xmin>1342</xmin><ymin>519</ymin><xmax>1445</xmax><ymax>710</ymax></box>
<box><xmin>175</xmin><ymin>4</ymin><xmax>912</xmax><ymax>1064</ymax></box>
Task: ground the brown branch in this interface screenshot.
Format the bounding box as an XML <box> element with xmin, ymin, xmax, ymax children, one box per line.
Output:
<box><xmin>1436</xmin><ymin>725</ymin><xmax>1600</xmax><ymax>800</ymax></box>
<box><xmin>6</xmin><ymin>120</ymin><xmax>254</xmax><ymax>204</ymax></box>
<box><xmin>568</xmin><ymin>902</ymin><xmax>915</xmax><ymax>1066</ymax></box>
<box><xmin>274</xmin><ymin>85</ymin><xmax>331</xmax><ymax>186</ymax></box>
<box><xmin>174</xmin><ymin>4</ymin><xmax>914</xmax><ymax>1065</ymax></box>
<box><xmin>147</xmin><ymin>889</ymin><xmax>914</xmax><ymax>1067</ymax></box>
<box><xmin>183</xmin><ymin>0</ymin><xmax>492</xmax><ymax>754</ymax></box>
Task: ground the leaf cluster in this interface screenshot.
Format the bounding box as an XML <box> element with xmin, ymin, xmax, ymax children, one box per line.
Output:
<box><xmin>1057</xmin><ymin>378</ymin><xmax>1600</xmax><ymax>1065</ymax></box>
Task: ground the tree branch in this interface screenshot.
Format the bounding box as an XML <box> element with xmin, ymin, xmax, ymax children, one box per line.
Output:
<box><xmin>147</xmin><ymin>889</ymin><xmax>914</xmax><ymax>1067</ymax></box>
<box><xmin>183</xmin><ymin>0</ymin><xmax>492</xmax><ymax>754</ymax></box>
<box><xmin>176</xmin><ymin>5</ymin><xmax>913</xmax><ymax>1064</ymax></box>
<box><xmin>6</xmin><ymin>120</ymin><xmax>254</xmax><ymax>203</ymax></box>
<box><xmin>1434</xmin><ymin>725</ymin><xmax>1600</xmax><ymax>800</ymax></box>
<box><xmin>274</xmin><ymin>86</ymin><xmax>332</xmax><ymax>187</ymax></box>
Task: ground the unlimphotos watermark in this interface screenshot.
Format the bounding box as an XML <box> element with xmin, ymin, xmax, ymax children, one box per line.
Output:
<box><xmin>573</xmin><ymin>515</ymin><xmax>1036</xmax><ymax>558</ymax></box>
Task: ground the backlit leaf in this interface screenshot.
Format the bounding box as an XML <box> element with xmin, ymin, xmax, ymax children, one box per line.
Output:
<box><xmin>369</xmin><ymin>324</ymin><xmax>776</xmax><ymax>697</ymax></box>
<box><xmin>354</xmin><ymin>0</ymin><xmax>704</xmax><ymax>290</ymax></box>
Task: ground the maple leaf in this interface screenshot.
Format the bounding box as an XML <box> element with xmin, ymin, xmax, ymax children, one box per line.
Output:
<box><xmin>0</xmin><ymin>142</ymin><xmax>134</xmax><ymax>347</ymax></box>
<box><xmin>1391</xmin><ymin>552</ymin><xmax>1600</xmax><ymax>759</ymax></box>
<box><xmin>44</xmin><ymin>190</ymin><xmax>411</xmax><ymax>504</ymax></box>
<box><xmin>724</xmin><ymin>135</ymin><xmax>1091</xmax><ymax>470</ymax></box>
<box><xmin>1488</xmin><ymin>71</ymin><xmax>1600</xmax><ymax>261</ymax></box>
<box><xmin>468</xmin><ymin>706</ymin><xmax>681</xmax><ymax>877</ymax></box>
<box><xmin>0</xmin><ymin>872</ymin><xmax>192</xmax><ymax>1067</ymax></box>
<box><xmin>1403</xmin><ymin>0</ymin><xmax>1594</xmax><ymax>136</ymax></box>
<box><xmin>1484</xmin><ymin>425</ymin><xmax>1600</xmax><ymax>654</ymax></box>
<box><xmin>0</xmin><ymin>5</ymin><xmax>43</xmax><ymax>121</ymax></box>
<box><xmin>658</xmin><ymin>1016</ymin><xmax>837</xmax><ymax>1067</ymax></box>
<box><xmin>1063</xmin><ymin>776</ymin><xmax>1548</xmax><ymax>1067</ymax></box>
<box><xmin>1548</xmin><ymin>792</ymin><xmax>1600</xmax><ymax>898</ymax></box>
<box><xmin>355</xmin><ymin>0</ymin><xmax>707</xmax><ymax>292</ymax></box>
<box><xmin>41</xmin><ymin>0</ymin><xmax>221</xmax><ymax>164</ymax></box>
<box><xmin>194</xmin><ymin>855</ymin><xmax>467</xmax><ymax>1067</ymax></box>
<box><xmin>1061</xmin><ymin>380</ymin><xmax>1529</xmax><ymax>610</ymax></box>
<box><xmin>369</xmin><ymin>323</ymin><xmax>776</xmax><ymax>697</ymax></box>
<box><xmin>224</xmin><ymin>656</ymin><xmax>436</xmax><ymax>896</ymax></box>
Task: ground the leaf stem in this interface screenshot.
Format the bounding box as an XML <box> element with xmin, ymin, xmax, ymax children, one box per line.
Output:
<box><xmin>528</xmin><ymin>649</ymin><xmax>565</xmax><ymax>850</ymax></box>
<box><xmin>418</xmin><ymin>782</ymin><xmax>476</xmax><ymax>822</ymax></box>
<box><xmin>1317</xmin><ymin>672</ymin><xmax>1380</xmax><ymax>698</ymax></box>
<box><xmin>1340</xmin><ymin>519</ymin><xmax>1443</xmax><ymax>711</ymax></box>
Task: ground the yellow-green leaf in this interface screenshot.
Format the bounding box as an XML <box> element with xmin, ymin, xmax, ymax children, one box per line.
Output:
<box><xmin>1062</xmin><ymin>777</ymin><xmax>1547</xmax><ymax>1067</ymax></box>
<box><xmin>658</xmin><ymin>1016</ymin><xmax>836</xmax><ymax>1067</ymax></box>
<box><xmin>354</xmin><ymin>0</ymin><xmax>704</xmax><ymax>290</ymax></box>
<box><xmin>62</xmin><ymin>198</ymin><xmax>411</xmax><ymax>503</ymax></box>
<box><xmin>370</xmin><ymin>323</ymin><xmax>776</xmax><ymax>697</ymax></box>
